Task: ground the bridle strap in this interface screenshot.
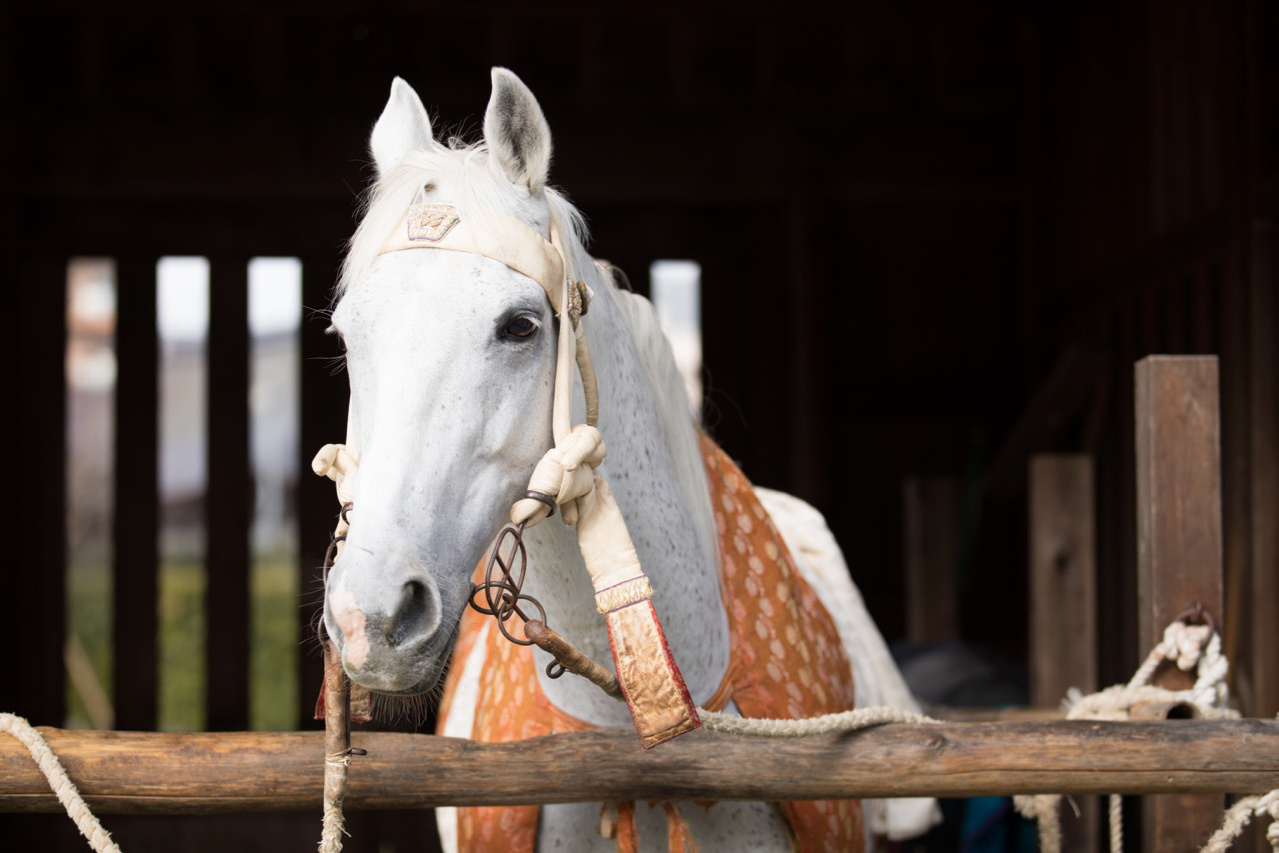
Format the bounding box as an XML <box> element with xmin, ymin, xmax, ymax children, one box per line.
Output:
<box><xmin>379</xmin><ymin>199</ymin><xmax>599</xmax><ymax>439</ymax></box>
<box><xmin>327</xmin><ymin>195</ymin><xmax>698</xmax><ymax>749</ymax></box>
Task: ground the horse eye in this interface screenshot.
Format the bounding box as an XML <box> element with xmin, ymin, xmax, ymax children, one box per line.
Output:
<box><xmin>502</xmin><ymin>316</ymin><xmax>538</xmax><ymax>339</ymax></box>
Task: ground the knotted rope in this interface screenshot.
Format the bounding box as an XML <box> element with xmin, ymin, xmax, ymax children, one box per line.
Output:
<box><xmin>0</xmin><ymin>713</ymin><xmax>120</xmax><ymax>853</ymax></box>
<box><xmin>1009</xmin><ymin>617</ymin><xmax>1278</xmax><ymax>853</ymax></box>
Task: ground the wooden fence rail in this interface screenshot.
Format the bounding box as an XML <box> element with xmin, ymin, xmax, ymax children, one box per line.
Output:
<box><xmin>2</xmin><ymin>721</ymin><xmax>1277</xmax><ymax>815</ymax></box>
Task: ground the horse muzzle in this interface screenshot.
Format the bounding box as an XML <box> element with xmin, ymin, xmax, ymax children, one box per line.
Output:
<box><xmin>324</xmin><ymin>549</ymin><xmax>445</xmax><ymax>693</ymax></box>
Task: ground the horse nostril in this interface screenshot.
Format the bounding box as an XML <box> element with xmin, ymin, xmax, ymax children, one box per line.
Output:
<box><xmin>387</xmin><ymin>579</ymin><xmax>431</xmax><ymax>647</ymax></box>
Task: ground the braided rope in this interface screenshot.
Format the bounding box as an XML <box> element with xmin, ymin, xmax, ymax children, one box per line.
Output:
<box><xmin>1007</xmin><ymin>619</ymin><xmax>1279</xmax><ymax>853</ymax></box>
<box><xmin>1108</xmin><ymin>793</ymin><xmax>1124</xmax><ymax>853</ymax></box>
<box><xmin>1200</xmin><ymin>770</ymin><xmax>1279</xmax><ymax>852</ymax></box>
<box><xmin>1012</xmin><ymin>794</ymin><xmax>1063</xmax><ymax>853</ymax></box>
<box><xmin>697</xmin><ymin>705</ymin><xmax>939</xmax><ymax>737</ymax></box>
<box><xmin>0</xmin><ymin>713</ymin><xmax>121</xmax><ymax>853</ymax></box>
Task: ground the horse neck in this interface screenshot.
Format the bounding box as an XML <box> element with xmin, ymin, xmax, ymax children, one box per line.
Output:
<box><xmin>521</xmin><ymin>282</ymin><xmax>730</xmax><ymax>726</ymax></box>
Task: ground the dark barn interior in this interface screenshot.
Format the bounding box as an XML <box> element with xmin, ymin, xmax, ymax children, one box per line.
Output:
<box><xmin>3</xmin><ymin>2</ymin><xmax>1277</xmax><ymax>850</ymax></box>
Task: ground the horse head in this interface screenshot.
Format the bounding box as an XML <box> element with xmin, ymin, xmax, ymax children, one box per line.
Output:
<box><xmin>324</xmin><ymin>70</ymin><xmax>572</xmax><ymax>695</ymax></box>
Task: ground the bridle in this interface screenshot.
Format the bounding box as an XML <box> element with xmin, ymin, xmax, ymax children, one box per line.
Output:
<box><xmin>317</xmin><ymin>190</ymin><xmax>699</xmax><ymax>746</ymax></box>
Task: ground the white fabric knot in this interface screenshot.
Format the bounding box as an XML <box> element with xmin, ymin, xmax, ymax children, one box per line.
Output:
<box><xmin>511</xmin><ymin>425</ymin><xmax>607</xmax><ymax>527</ymax></box>
<box><xmin>312</xmin><ymin>444</ymin><xmax>361</xmax><ymax>506</ymax></box>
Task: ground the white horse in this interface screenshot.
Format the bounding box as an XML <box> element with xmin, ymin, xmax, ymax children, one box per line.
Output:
<box><xmin>323</xmin><ymin>68</ymin><xmax>936</xmax><ymax>851</ymax></box>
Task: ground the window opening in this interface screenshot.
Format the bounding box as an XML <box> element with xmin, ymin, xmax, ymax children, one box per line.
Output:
<box><xmin>649</xmin><ymin>260</ymin><xmax>703</xmax><ymax>420</ymax></box>
<box><xmin>65</xmin><ymin>258</ymin><xmax>117</xmax><ymax>729</ymax></box>
<box><xmin>248</xmin><ymin>257</ymin><xmax>301</xmax><ymax>730</ymax></box>
<box><xmin>157</xmin><ymin>255</ymin><xmax>209</xmax><ymax>731</ymax></box>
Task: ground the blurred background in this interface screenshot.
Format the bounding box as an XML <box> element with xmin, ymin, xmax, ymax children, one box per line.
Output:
<box><xmin>2</xmin><ymin>1</ymin><xmax>1277</xmax><ymax>850</ymax></box>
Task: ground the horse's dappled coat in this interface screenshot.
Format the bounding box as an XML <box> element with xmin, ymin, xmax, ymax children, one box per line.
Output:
<box><xmin>438</xmin><ymin>436</ymin><xmax>865</xmax><ymax>852</ymax></box>
<box><xmin>330</xmin><ymin>69</ymin><xmax>933</xmax><ymax>851</ymax></box>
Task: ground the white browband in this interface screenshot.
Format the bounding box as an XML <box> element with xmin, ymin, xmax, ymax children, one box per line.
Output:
<box><xmin>378</xmin><ymin>199</ymin><xmax>597</xmax><ymax>442</ymax></box>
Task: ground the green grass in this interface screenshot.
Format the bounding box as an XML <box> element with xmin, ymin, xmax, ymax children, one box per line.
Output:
<box><xmin>66</xmin><ymin>551</ymin><xmax>300</xmax><ymax>732</ymax></box>
<box><xmin>159</xmin><ymin>556</ymin><xmax>206</xmax><ymax>731</ymax></box>
<box><xmin>65</xmin><ymin>561</ymin><xmax>112</xmax><ymax>730</ymax></box>
<box><xmin>250</xmin><ymin>551</ymin><xmax>299</xmax><ymax>731</ymax></box>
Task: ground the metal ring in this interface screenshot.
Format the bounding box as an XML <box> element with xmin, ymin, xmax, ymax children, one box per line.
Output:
<box><xmin>467</xmin><ymin>520</ymin><xmax>551</xmax><ymax>647</ymax></box>
<box><xmin>1173</xmin><ymin>602</ymin><xmax>1217</xmax><ymax>635</ymax></box>
<box><xmin>524</xmin><ymin>490</ymin><xmax>557</xmax><ymax>518</ymax></box>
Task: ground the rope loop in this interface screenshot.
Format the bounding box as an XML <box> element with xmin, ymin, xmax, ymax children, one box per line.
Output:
<box><xmin>1016</xmin><ymin>608</ymin><xmax>1279</xmax><ymax>853</ymax></box>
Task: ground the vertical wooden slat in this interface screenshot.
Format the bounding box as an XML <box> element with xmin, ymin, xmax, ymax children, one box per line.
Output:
<box><xmin>206</xmin><ymin>256</ymin><xmax>251</xmax><ymax>731</ymax></box>
<box><xmin>788</xmin><ymin>199</ymin><xmax>824</xmax><ymax>501</ymax></box>
<box><xmin>113</xmin><ymin>254</ymin><xmax>159</xmax><ymax>731</ymax></box>
<box><xmin>1112</xmin><ymin>296</ymin><xmax>1139</xmax><ymax>687</ymax></box>
<box><xmin>1029</xmin><ymin>453</ymin><xmax>1098</xmax><ymax>853</ymax></box>
<box><xmin>5</xmin><ymin>257</ymin><xmax>68</xmax><ymax>725</ymax></box>
<box><xmin>297</xmin><ymin>252</ymin><xmax>347</xmax><ymax>728</ymax></box>
<box><xmin>1248</xmin><ymin>222</ymin><xmax>1279</xmax><ymax>721</ymax></box>
<box><xmin>1029</xmin><ymin>454</ymin><xmax>1098</xmax><ymax>704</ymax></box>
<box><xmin>902</xmin><ymin>477</ymin><xmax>959</xmax><ymax>644</ymax></box>
<box><xmin>1134</xmin><ymin>355</ymin><xmax>1225</xmax><ymax>852</ymax></box>
<box><xmin>1217</xmin><ymin>253</ymin><xmax>1251</xmax><ymax>711</ymax></box>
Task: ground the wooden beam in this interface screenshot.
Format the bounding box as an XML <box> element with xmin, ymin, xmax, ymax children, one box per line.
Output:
<box><xmin>1</xmin><ymin>722</ymin><xmax>1276</xmax><ymax>815</ymax></box>
<box><xmin>1134</xmin><ymin>355</ymin><xmax>1226</xmax><ymax>852</ymax></box>
<box><xmin>902</xmin><ymin>477</ymin><xmax>959</xmax><ymax>644</ymax></box>
<box><xmin>1029</xmin><ymin>453</ymin><xmax>1098</xmax><ymax>853</ymax></box>
<box><xmin>982</xmin><ymin>344</ymin><xmax>1107</xmax><ymax>496</ymax></box>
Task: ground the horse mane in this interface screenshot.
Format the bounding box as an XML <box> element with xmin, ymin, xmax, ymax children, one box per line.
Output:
<box><xmin>338</xmin><ymin>144</ymin><xmax>699</xmax><ymax>432</ymax></box>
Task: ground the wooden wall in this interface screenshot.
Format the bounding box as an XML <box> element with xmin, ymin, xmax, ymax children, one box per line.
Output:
<box><xmin>1032</xmin><ymin>1</ymin><xmax>1279</xmax><ymax>720</ymax></box>
<box><xmin>1</xmin><ymin>1</ymin><xmax>1276</xmax><ymax>849</ymax></box>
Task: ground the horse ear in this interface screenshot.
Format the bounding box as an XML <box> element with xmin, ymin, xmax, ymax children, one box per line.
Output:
<box><xmin>370</xmin><ymin>77</ymin><xmax>434</xmax><ymax>178</ymax></box>
<box><xmin>483</xmin><ymin>68</ymin><xmax>552</xmax><ymax>193</ymax></box>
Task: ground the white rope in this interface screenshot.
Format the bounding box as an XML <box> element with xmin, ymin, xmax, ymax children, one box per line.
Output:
<box><xmin>319</xmin><ymin>801</ymin><xmax>348</xmax><ymax>853</ymax></box>
<box><xmin>1005</xmin><ymin>619</ymin><xmax>1279</xmax><ymax>853</ymax></box>
<box><xmin>0</xmin><ymin>713</ymin><xmax>121</xmax><ymax>853</ymax></box>
<box><xmin>1013</xmin><ymin>794</ymin><xmax>1062</xmax><ymax>853</ymax></box>
<box><xmin>1108</xmin><ymin>793</ymin><xmax>1124</xmax><ymax>853</ymax></box>
<box><xmin>319</xmin><ymin>751</ymin><xmax>352</xmax><ymax>853</ymax></box>
<box><xmin>697</xmin><ymin>704</ymin><xmax>939</xmax><ymax>737</ymax></box>
<box><xmin>1200</xmin><ymin>789</ymin><xmax>1279</xmax><ymax>852</ymax></box>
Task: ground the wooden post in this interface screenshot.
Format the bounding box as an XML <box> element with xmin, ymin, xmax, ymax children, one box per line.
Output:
<box><xmin>297</xmin><ymin>252</ymin><xmax>347</xmax><ymax>728</ymax></box>
<box><xmin>902</xmin><ymin>477</ymin><xmax>959</xmax><ymax>644</ymax></box>
<box><xmin>206</xmin><ymin>256</ymin><xmax>252</xmax><ymax>732</ymax></box>
<box><xmin>1134</xmin><ymin>355</ymin><xmax>1225</xmax><ymax>851</ymax></box>
<box><xmin>1029</xmin><ymin>453</ymin><xmax>1098</xmax><ymax>852</ymax></box>
<box><xmin>6</xmin><ymin>256</ymin><xmax>69</xmax><ymax>726</ymax></box>
<box><xmin>113</xmin><ymin>254</ymin><xmax>160</xmax><ymax>731</ymax></box>
<box><xmin>1248</xmin><ymin>223</ymin><xmax>1279</xmax><ymax>722</ymax></box>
